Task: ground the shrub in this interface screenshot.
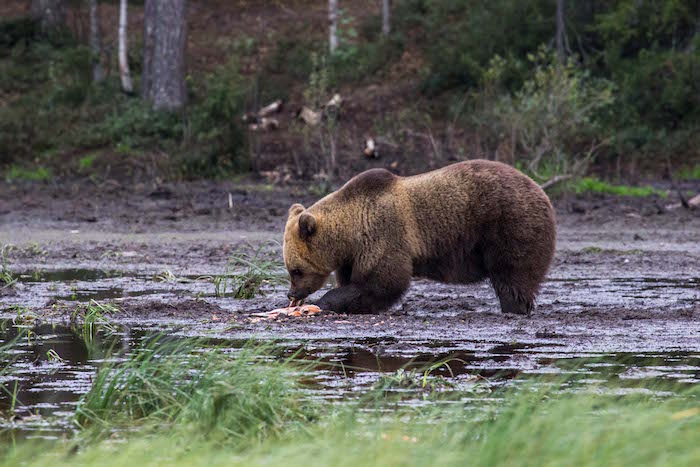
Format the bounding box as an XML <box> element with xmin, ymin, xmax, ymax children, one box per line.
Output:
<box><xmin>185</xmin><ymin>60</ymin><xmax>249</xmax><ymax>175</ymax></box>
<box><xmin>473</xmin><ymin>47</ymin><xmax>615</xmax><ymax>178</ymax></box>
<box><xmin>405</xmin><ymin>0</ymin><xmax>555</xmax><ymax>95</ymax></box>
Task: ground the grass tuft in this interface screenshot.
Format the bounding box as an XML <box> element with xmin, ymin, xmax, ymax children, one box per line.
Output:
<box><xmin>0</xmin><ymin>245</ymin><xmax>16</xmax><ymax>288</ymax></box>
<box><xmin>71</xmin><ymin>300</ymin><xmax>118</xmax><ymax>342</ymax></box>
<box><xmin>573</xmin><ymin>177</ymin><xmax>667</xmax><ymax>198</ymax></box>
<box><xmin>74</xmin><ymin>337</ymin><xmax>316</xmax><ymax>443</ymax></box>
<box><xmin>214</xmin><ymin>242</ymin><xmax>288</xmax><ymax>299</ymax></box>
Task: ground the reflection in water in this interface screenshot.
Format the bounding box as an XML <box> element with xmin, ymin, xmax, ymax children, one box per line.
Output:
<box><xmin>1</xmin><ymin>322</ymin><xmax>699</xmax><ymax>440</ymax></box>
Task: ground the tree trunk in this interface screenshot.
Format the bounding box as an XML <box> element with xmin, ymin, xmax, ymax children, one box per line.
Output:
<box><xmin>382</xmin><ymin>0</ymin><xmax>391</xmax><ymax>36</ymax></box>
<box><xmin>89</xmin><ymin>0</ymin><xmax>103</xmax><ymax>83</ymax></box>
<box><xmin>30</xmin><ymin>0</ymin><xmax>65</xmax><ymax>33</ymax></box>
<box><xmin>142</xmin><ymin>0</ymin><xmax>188</xmax><ymax>111</ymax></box>
<box><xmin>118</xmin><ymin>0</ymin><xmax>133</xmax><ymax>93</ymax></box>
<box><xmin>141</xmin><ymin>0</ymin><xmax>157</xmax><ymax>99</ymax></box>
<box><xmin>329</xmin><ymin>0</ymin><xmax>338</xmax><ymax>53</ymax></box>
<box><xmin>556</xmin><ymin>0</ymin><xmax>566</xmax><ymax>64</ymax></box>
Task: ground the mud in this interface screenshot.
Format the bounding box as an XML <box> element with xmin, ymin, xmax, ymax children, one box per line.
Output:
<box><xmin>1</xmin><ymin>180</ymin><xmax>699</xmax><ymax>437</ymax></box>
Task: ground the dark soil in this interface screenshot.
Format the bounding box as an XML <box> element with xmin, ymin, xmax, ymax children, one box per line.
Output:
<box><xmin>2</xmin><ymin>179</ymin><xmax>698</xmax><ymax>349</ymax></box>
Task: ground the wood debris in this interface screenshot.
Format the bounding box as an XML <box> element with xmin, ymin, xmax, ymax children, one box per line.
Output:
<box><xmin>364</xmin><ymin>137</ymin><xmax>377</xmax><ymax>158</ymax></box>
<box><xmin>248</xmin><ymin>117</ymin><xmax>279</xmax><ymax>132</ymax></box>
<box><xmin>298</xmin><ymin>106</ymin><xmax>322</xmax><ymax>126</ymax></box>
<box><xmin>688</xmin><ymin>194</ymin><xmax>700</xmax><ymax>209</ymax></box>
<box><xmin>297</xmin><ymin>94</ymin><xmax>343</xmax><ymax>126</ymax></box>
<box><xmin>242</xmin><ymin>99</ymin><xmax>283</xmax><ymax>131</ymax></box>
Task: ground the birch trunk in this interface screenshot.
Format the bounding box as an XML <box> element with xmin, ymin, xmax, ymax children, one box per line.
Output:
<box><xmin>118</xmin><ymin>0</ymin><xmax>133</xmax><ymax>93</ymax></box>
<box><xmin>31</xmin><ymin>0</ymin><xmax>65</xmax><ymax>33</ymax></box>
<box><xmin>89</xmin><ymin>0</ymin><xmax>103</xmax><ymax>83</ymax></box>
<box><xmin>329</xmin><ymin>0</ymin><xmax>338</xmax><ymax>53</ymax></box>
<box><xmin>382</xmin><ymin>0</ymin><xmax>391</xmax><ymax>36</ymax></box>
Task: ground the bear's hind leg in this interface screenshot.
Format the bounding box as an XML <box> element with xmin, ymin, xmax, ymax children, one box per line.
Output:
<box><xmin>492</xmin><ymin>280</ymin><xmax>534</xmax><ymax>315</ymax></box>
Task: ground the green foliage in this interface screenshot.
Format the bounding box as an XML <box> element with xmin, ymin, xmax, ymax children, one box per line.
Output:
<box><xmin>573</xmin><ymin>177</ymin><xmax>667</xmax><ymax>198</ymax></box>
<box><xmin>0</xmin><ymin>17</ymin><xmax>40</xmax><ymax>52</ymax></box>
<box><xmin>0</xmin><ymin>29</ymin><xmax>248</xmax><ymax>178</ymax></box>
<box><xmin>95</xmin><ymin>99</ymin><xmax>184</xmax><ymax>149</ymax></box>
<box><xmin>77</xmin><ymin>154</ymin><xmax>98</xmax><ymax>172</ymax></box>
<box><xmin>4</xmin><ymin>165</ymin><xmax>51</xmax><ymax>182</ymax></box>
<box><xmin>328</xmin><ymin>36</ymin><xmax>404</xmax><ymax>86</ymax></box>
<box><xmin>403</xmin><ymin>0</ymin><xmax>555</xmax><ymax>95</ymax></box>
<box><xmin>263</xmin><ymin>19</ymin><xmax>403</xmax><ymax>97</ymax></box>
<box><xmin>397</xmin><ymin>0</ymin><xmax>699</xmax><ymax>165</ymax></box>
<box><xmin>677</xmin><ymin>164</ymin><xmax>700</xmax><ymax>180</ymax></box>
<box><xmin>186</xmin><ymin>60</ymin><xmax>249</xmax><ymax>175</ymax></box>
<box><xmin>475</xmin><ymin>48</ymin><xmax>615</xmax><ymax>177</ymax></box>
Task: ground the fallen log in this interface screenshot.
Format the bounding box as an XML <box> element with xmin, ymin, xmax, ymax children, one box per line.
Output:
<box><xmin>540</xmin><ymin>174</ymin><xmax>572</xmax><ymax>190</ymax></box>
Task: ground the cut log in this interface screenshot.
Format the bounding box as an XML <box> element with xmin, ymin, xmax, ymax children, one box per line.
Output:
<box><xmin>242</xmin><ymin>100</ymin><xmax>283</xmax><ymax>123</ymax></box>
<box><xmin>298</xmin><ymin>106</ymin><xmax>322</xmax><ymax>126</ymax></box>
<box><xmin>540</xmin><ymin>174</ymin><xmax>572</xmax><ymax>191</ymax></box>
<box><xmin>248</xmin><ymin>118</ymin><xmax>279</xmax><ymax>132</ymax></box>
<box><xmin>364</xmin><ymin>137</ymin><xmax>377</xmax><ymax>158</ymax></box>
<box><xmin>688</xmin><ymin>193</ymin><xmax>700</xmax><ymax>209</ymax></box>
<box><xmin>325</xmin><ymin>93</ymin><xmax>343</xmax><ymax>109</ymax></box>
<box><xmin>258</xmin><ymin>99</ymin><xmax>283</xmax><ymax>117</ymax></box>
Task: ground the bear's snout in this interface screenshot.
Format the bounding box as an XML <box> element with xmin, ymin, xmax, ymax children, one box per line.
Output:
<box><xmin>287</xmin><ymin>287</ymin><xmax>308</xmax><ymax>301</ymax></box>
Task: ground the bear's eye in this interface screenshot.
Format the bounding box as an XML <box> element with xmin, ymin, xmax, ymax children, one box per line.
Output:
<box><xmin>291</xmin><ymin>268</ymin><xmax>302</xmax><ymax>277</ymax></box>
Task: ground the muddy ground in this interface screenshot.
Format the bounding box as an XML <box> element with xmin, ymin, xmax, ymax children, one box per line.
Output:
<box><xmin>0</xmin><ymin>182</ymin><xmax>700</xmax><ymax>437</ymax></box>
<box><xmin>1</xmin><ymin>179</ymin><xmax>699</xmax><ymax>346</ymax></box>
<box><xmin>1</xmin><ymin>179</ymin><xmax>699</xmax><ymax>435</ymax></box>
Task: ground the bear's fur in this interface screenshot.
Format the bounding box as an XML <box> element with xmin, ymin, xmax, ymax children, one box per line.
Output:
<box><xmin>283</xmin><ymin>160</ymin><xmax>556</xmax><ymax>315</ymax></box>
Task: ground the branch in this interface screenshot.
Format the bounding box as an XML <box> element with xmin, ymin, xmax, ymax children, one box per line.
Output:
<box><xmin>540</xmin><ymin>174</ymin><xmax>572</xmax><ymax>191</ymax></box>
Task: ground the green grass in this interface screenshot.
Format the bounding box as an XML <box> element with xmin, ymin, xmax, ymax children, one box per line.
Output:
<box><xmin>1</xmin><ymin>337</ymin><xmax>699</xmax><ymax>466</ymax></box>
<box><xmin>0</xmin><ymin>245</ymin><xmax>16</xmax><ymax>288</ymax></box>
<box><xmin>3</xmin><ymin>376</ymin><xmax>699</xmax><ymax>466</ymax></box>
<box><xmin>214</xmin><ymin>242</ymin><xmax>288</xmax><ymax>299</ymax></box>
<box><xmin>573</xmin><ymin>177</ymin><xmax>667</xmax><ymax>198</ymax></box>
<box><xmin>72</xmin><ymin>337</ymin><xmax>316</xmax><ymax>441</ymax></box>
<box><xmin>4</xmin><ymin>165</ymin><xmax>51</xmax><ymax>182</ymax></box>
<box><xmin>70</xmin><ymin>300</ymin><xmax>118</xmax><ymax>342</ymax></box>
<box><xmin>677</xmin><ymin>164</ymin><xmax>700</xmax><ymax>181</ymax></box>
<box><xmin>77</xmin><ymin>154</ymin><xmax>98</xmax><ymax>172</ymax></box>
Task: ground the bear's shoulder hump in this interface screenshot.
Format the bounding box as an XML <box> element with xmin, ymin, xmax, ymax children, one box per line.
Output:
<box><xmin>340</xmin><ymin>168</ymin><xmax>397</xmax><ymax>198</ymax></box>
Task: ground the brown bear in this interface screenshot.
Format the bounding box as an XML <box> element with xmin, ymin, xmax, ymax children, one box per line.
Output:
<box><xmin>283</xmin><ymin>160</ymin><xmax>556</xmax><ymax>315</ymax></box>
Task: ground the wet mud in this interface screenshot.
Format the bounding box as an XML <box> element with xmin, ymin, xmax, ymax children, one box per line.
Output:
<box><xmin>1</xmin><ymin>180</ymin><xmax>699</xmax><ymax>437</ymax></box>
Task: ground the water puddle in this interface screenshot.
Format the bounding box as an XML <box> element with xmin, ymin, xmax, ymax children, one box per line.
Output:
<box><xmin>17</xmin><ymin>269</ymin><xmax>130</xmax><ymax>283</ymax></box>
<box><xmin>2</xmin><ymin>322</ymin><xmax>698</xmax><ymax>440</ymax></box>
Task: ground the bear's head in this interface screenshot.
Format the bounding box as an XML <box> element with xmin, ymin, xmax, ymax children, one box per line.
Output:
<box><xmin>283</xmin><ymin>203</ymin><xmax>333</xmax><ymax>302</ymax></box>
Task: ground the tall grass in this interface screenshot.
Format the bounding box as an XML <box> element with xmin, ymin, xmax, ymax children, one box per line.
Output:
<box><xmin>0</xmin><ymin>245</ymin><xmax>16</xmax><ymax>288</ymax></box>
<box><xmin>1</xmin><ymin>335</ymin><xmax>698</xmax><ymax>466</ymax></box>
<box><xmin>73</xmin><ymin>336</ymin><xmax>316</xmax><ymax>442</ymax></box>
<box><xmin>4</xmin><ymin>380</ymin><xmax>699</xmax><ymax>466</ymax></box>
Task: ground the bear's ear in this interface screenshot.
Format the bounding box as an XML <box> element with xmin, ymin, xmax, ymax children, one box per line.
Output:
<box><xmin>289</xmin><ymin>203</ymin><xmax>305</xmax><ymax>217</ymax></box>
<box><xmin>298</xmin><ymin>212</ymin><xmax>317</xmax><ymax>240</ymax></box>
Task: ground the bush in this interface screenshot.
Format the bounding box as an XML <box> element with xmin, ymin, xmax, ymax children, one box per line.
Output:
<box><xmin>328</xmin><ymin>36</ymin><xmax>404</xmax><ymax>86</ymax></box>
<box><xmin>401</xmin><ymin>0</ymin><xmax>555</xmax><ymax>95</ymax></box>
<box><xmin>186</xmin><ymin>60</ymin><xmax>249</xmax><ymax>175</ymax></box>
<box><xmin>473</xmin><ymin>47</ymin><xmax>615</xmax><ymax>178</ymax></box>
<box><xmin>0</xmin><ymin>17</ymin><xmax>40</xmax><ymax>53</ymax></box>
